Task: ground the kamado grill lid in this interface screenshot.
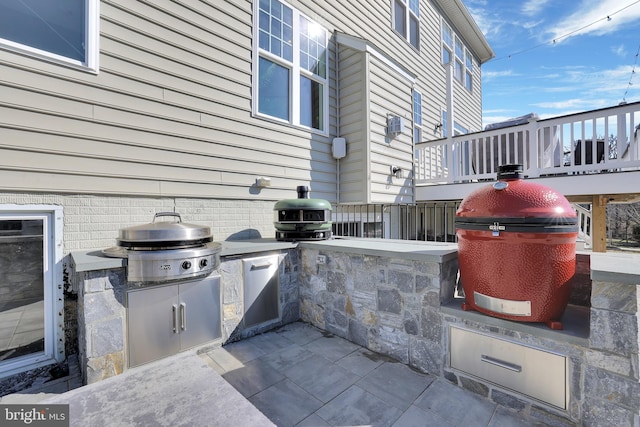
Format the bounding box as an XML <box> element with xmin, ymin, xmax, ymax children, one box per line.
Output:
<box><xmin>455</xmin><ymin>164</ymin><xmax>578</xmax><ymax>233</ymax></box>
<box><xmin>117</xmin><ymin>212</ymin><xmax>213</xmax><ymax>248</ymax></box>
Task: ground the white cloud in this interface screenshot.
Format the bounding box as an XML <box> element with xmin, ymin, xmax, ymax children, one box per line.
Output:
<box><xmin>483</xmin><ymin>70</ymin><xmax>516</xmax><ymax>80</ymax></box>
<box><xmin>522</xmin><ymin>19</ymin><xmax>543</xmax><ymax>30</ymax></box>
<box><xmin>612</xmin><ymin>44</ymin><xmax>627</xmax><ymax>57</ymax></box>
<box><xmin>522</xmin><ymin>0</ymin><xmax>551</xmax><ymax>16</ymax></box>
<box><xmin>464</xmin><ymin>5</ymin><xmax>505</xmax><ymax>39</ymax></box>
<box><xmin>547</xmin><ymin>0</ymin><xmax>640</xmax><ymax>42</ymax></box>
<box><xmin>532</xmin><ymin>98</ymin><xmax>594</xmax><ymax>109</ymax></box>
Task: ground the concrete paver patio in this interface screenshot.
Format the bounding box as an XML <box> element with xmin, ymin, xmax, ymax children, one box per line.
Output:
<box><xmin>3</xmin><ymin>321</ymin><xmax>554</xmax><ymax>426</ymax></box>
<box><xmin>201</xmin><ymin>322</ymin><xmax>548</xmax><ymax>427</ymax></box>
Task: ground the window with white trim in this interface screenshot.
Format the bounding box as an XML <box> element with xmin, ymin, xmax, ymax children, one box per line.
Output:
<box><xmin>0</xmin><ymin>0</ymin><xmax>99</xmax><ymax>72</ymax></box>
<box><xmin>413</xmin><ymin>89</ymin><xmax>422</xmax><ymax>144</ymax></box>
<box><xmin>393</xmin><ymin>0</ymin><xmax>420</xmax><ymax>49</ymax></box>
<box><xmin>254</xmin><ymin>0</ymin><xmax>328</xmax><ymax>132</ymax></box>
<box><xmin>465</xmin><ymin>49</ymin><xmax>474</xmax><ymax>91</ymax></box>
<box><xmin>441</xmin><ymin>20</ymin><xmax>473</xmax><ymax>92</ymax></box>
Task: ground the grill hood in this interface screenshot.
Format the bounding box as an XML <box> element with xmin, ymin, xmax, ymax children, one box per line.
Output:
<box><xmin>117</xmin><ymin>212</ymin><xmax>213</xmax><ymax>248</ymax></box>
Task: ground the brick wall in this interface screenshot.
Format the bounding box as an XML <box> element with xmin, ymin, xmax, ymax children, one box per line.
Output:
<box><xmin>0</xmin><ymin>193</ymin><xmax>277</xmax><ymax>252</ymax></box>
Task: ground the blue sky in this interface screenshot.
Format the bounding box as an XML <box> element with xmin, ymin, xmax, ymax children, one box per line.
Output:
<box><xmin>462</xmin><ymin>0</ymin><xmax>640</xmax><ymax>128</ymax></box>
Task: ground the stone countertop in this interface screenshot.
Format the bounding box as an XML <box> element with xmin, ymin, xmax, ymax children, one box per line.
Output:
<box><xmin>442</xmin><ymin>301</ymin><xmax>590</xmax><ymax>346</ymax></box>
<box><xmin>299</xmin><ymin>237</ymin><xmax>459</xmax><ymax>262</ymax></box>
<box><xmin>69</xmin><ymin>239</ymin><xmax>298</xmax><ymax>272</ymax></box>
<box><xmin>590</xmin><ymin>251</ymin><xmax>640</xmax><ymax>284</ymax></box>
<box><xmin>70</xmin><ymin>238</ymin><xmax>458</xmax><ymax>272</ymax></box>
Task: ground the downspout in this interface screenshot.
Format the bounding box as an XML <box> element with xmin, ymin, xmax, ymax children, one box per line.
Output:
<box><xmin>445</xmin><ymin>60</ymin><xmax>455</xmax><ymax>182</ymax></box>
<box><xmin>334</xmin><ymin>30</ymin><xmax>341</xmax><ymax>205</ymax></box>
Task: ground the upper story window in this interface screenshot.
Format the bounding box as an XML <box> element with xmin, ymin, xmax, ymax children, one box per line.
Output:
<box><xmin>465</xmin><ymin>49</ymin><xmax>474</xmax><ymax>91</ymax></box>
<box><xmin>393</xmin><ymin>0</ymin><xmax>420</xmax><ymax>50</ymax></box>
<box><xmin>0</xmin><ymin>0</ymin><xmax>99</xmax><ymax>72</ymax></box>
<box><xmin>413</xmin><ymin>89</ymin><xmax>422</xmax><ymax>144</ymax></box>
<box><xmin>441</xmin><ymin>20</ymin><xmax>472</xmax><ymax>92</ymax></box>
<box><xmin>254</xmin><ymin>0</ymin><xmax>328</xmax><ymax>133</ymax></box>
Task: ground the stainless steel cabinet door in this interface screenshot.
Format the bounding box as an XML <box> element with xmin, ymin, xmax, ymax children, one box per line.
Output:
<box><xmin>127</xmin><ymin>285</ymin><xmax>180</xmax><ymax>368</ymax></box>
<box><xmin>243</xmin><ymin>255</ymin><xmax>279</xmax><ymax>328</ymax></box>
<box><xmin>179</xmin><ymin>275</ymin><xmax>221</xmax><ymax>350</ymax></box>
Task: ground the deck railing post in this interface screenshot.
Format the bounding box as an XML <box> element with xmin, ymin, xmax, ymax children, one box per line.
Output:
<box><xmin>446</xmin><ymin>137</ymin><xmax>454</xmax><ymax>183</ymax></box>
<box><xmin>527</xmin><ymin>117</ymin><xmax>540</xmax><ymax>178</ymax></box>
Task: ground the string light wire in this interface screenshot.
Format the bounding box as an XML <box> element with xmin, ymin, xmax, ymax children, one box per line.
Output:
<box><xmin>489</xmin><ymin>0</ymin><xmax>640</xmax><ymax>63</ymax></box>
<box><xmin>622</xmin><ymin>44</ymin><xmax>640</xmax><ymax>103</ymax></box>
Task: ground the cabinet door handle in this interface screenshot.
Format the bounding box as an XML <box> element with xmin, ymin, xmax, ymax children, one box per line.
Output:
<box><xmin>481</xmin><ymin>354</ymin><xmax>522</xmax><ymax>373</ymax></box>
<box><xmin>180</xmin><ymin>302</ymin><xmax>186</xmax><ymax>331</ymax></box>
<box><xmin>251</xmin><ymin>262</ymin><xmax>273</xmax><ymax>270</ymax></box>
<box><xmin>172</xmin><ymin>304</ymin><xmax>178</xmax><ymax>333</ymax></box>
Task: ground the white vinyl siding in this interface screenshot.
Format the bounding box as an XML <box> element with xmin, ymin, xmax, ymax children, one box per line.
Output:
<box><xmin>0</xmin><ymin>0</ymin><xmax>485</xmax><ymax>208</ymax></box>
<box><xmin>335</xmin><ymin>34</ymin><xmax>414</xmax><ymax>204</ymax></box>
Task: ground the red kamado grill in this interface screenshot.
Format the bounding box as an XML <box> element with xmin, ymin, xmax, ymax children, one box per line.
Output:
<box><xmin>455</xmin><ymin>164</ymin><xmax>578</xmax><ymax>329</ymax></box>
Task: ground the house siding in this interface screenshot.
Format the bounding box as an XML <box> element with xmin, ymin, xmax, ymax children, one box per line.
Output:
<box><xmin>335</xmin><ymin>46</ymin><xmax>368</xmax><ymax>204</ymax></box>
<box><xmin>368</xmin><ymin>54</ymin><xmax>414</xmax><ymax>203</ymax></box>
<box><xmin>0</xmin><ymin>0</ymin><xmax>488</xmax><ymax>241</ymax></box>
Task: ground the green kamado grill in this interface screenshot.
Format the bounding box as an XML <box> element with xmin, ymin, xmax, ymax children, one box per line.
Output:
<box><xmin>274</xmin><ymin>186</ymin><xmax>332</xmax><ymax>241</ymax></box>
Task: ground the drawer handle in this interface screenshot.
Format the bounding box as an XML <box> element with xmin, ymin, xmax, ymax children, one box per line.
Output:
<box><xmin>481</xmin><ymin>354</ymin><xmax>522</xmax><ymax>373</ymax></box>
<box><xmin>251</xmin><ymin>262</ymin><xmax>273</xmax><ymax>270</ymax></box>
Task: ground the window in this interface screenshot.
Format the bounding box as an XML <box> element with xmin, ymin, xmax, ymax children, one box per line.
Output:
<box><xmin>254</xmin><ymin>0</ymin><xmax>328</xmax><ymax>132</ymax></box>
<box><xmin>413</xmin><ymin>89</ymin><xmax>422</xmax><ymax>144</ymax></box>
<box><xmin>454</xmin><ymin>38</ymin><xmax>464</xmax><ymax>82</ymax></box>
<box><xmin>441</xmin><ymin>20</ymin><xmax>473</xmax><ymax>92</ymax></box>
<box><xmin>0</xmin><ymin>0</ymin><xmax>99</xmax><ymax>72</ymax></box>
<box><xmin>0</xmin><ymin>206</ymin><xmax>64</xmax><ymax>378</ymax></box>
<box><xmin>441</xmin><ymin>22</ymin><xmax>453</xmax><ymax>65</ymax></box>
<box><xmin>465</xmin><ymin>49</ymin><xmax>474</xmax><ymax>92</ymax></box>
<box><xmin>393</xmin><ymin>0</ymin><xmax>420</xmax><ymax>49</ymax></box>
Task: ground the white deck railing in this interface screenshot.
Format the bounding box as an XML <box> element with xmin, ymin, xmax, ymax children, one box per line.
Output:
<box><xmin>574</xmin><ymin>203</ymin><xmax>592</xmax><ymax>249</ymax></box>
<box><xmin>415</xmin><ymin>101</ymin><xmax>640</xmax><ymax>184</ymax></box>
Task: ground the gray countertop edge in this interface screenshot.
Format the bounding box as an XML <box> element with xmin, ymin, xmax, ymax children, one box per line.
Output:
<box><xmin>299</xmin><ymin>237</ymin><xmax>459</xmax><ymax>262</ymax></box>
<box><xmin>590</xmin><ymin>252</ymin><xmax>640</xmax><ymax>284</ymax></box>
<box><xmin>441</xmin><ymin>301</ymin><xmax>590</xmax><ymax>346</ymax></box>
<box><xmin>70</xmin><ymin>239</ymin><xmax>298</xmax><ymax>272</ymax></box>
<box><xmin>70</xmin><ymin>238</ymin><xmax>459</xmax><ymax>272</ymax></box>
<box><xmin>69</xmin><ymin>238</ymin><xmax>640</xmax><ymax>281</ymax></box>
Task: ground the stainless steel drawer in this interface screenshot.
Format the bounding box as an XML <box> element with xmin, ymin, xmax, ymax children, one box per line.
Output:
<box><xmin>243</xmin><ymin>255</ymin><xmax>279</xmax><ymax>328</ymax></box>
<box><xmin>450</xmin><ymin>326</ymin><xmax>567</xmax><ymax>409</ymax></box>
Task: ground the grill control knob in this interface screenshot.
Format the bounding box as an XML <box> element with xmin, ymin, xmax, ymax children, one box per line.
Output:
<box><xmin>181</xmin><ymin>261</ymin><xmax>192</xmax><ymax>270</ymax></box>
<box><xmin>199</xmin><ymin>258</ymin><xmax>208</xmax><ymax>269</ymax></box>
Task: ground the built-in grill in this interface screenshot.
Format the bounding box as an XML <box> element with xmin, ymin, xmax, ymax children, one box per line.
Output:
<box><xmin>274</xmin><ymin>186</ymin><xmax>332</xmax><ymax>241</ymax></box>
<box><xmin>103</xmin><ymin>212</ymin><xmax>223</xmax><ymax>368</ymax></box>
<box><xmin>103</xmin><ymin>212</ymin><xmax>221</xmax><ymax>283</ymax></box>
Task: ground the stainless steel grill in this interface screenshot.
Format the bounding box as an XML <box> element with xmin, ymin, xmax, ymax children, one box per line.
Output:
<box><xmin>103</xmin><ymin>212</ymin><xmax>221</xmax><ymax>283</ymax></box>
<box><xmin>103</xmin><ymin>212</ymin><xmax>223</xmax><ymax>368</ymax></box>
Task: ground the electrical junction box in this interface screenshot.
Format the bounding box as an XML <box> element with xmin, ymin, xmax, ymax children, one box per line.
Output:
<box><xmin>332</xmin><ymin>137</ymin><xmax>346</xmax><ymax>159</ymax></box>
